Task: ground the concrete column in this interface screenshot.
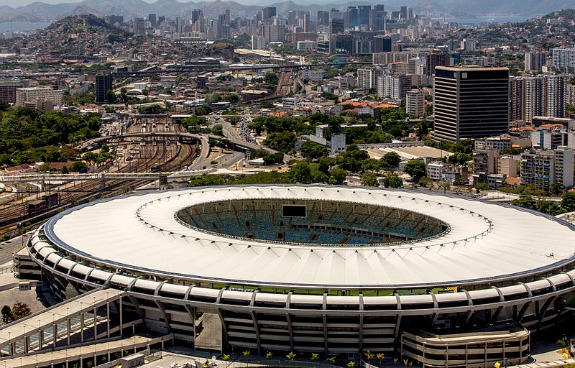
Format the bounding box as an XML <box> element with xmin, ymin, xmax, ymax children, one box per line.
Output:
<box><xmin>93</xmin><ymin>306</ymin><xmax>98</xmax><ymax>341</ymax></box>
<box><xmin>67</xmin><ymin>318</ymin><xmax>71</xmax><ymax>345</ymax></box>
<box><xmin>107</xmin><ymin>301</ymin><xmax>110</xmax><ymax>338</ymax></box>
<box><xmin>119</xmin><ymin>298</ymin><xmax>123</xmax><ymax>337</ymax></box>
<box><xmin>80</xmin><ymin>312</ymin><xmax>85</xmax><ymax>343</ymax></box>
<box><xmin>39</xmin><ymin>329</ymin><xmax>44</xmax><ymax>350</ymax></box>
<box><xmin>53</xmin><ymin>323</ymin><xmax>58</xmax><ymax>348</ymax></box>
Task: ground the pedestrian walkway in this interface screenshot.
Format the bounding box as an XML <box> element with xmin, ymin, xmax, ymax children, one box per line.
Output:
<box><xmin>0</xmin><ymin>334</ymin><xmax>171</xmax><ymax>368</ymax></box>
<box><xmin>0</xmin><ymin>288</ymin><xmax>123</xmax><ymax>356</ymax></box>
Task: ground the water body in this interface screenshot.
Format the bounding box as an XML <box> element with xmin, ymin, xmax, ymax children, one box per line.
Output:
<box><xmin>0</xmin><ymin>21</ymin><xmax>51</xmax><ymax>34</ymax></box>
<box><xmin>433</xmin><ymin>16</ymin><xmax>532</xmax><ymax>25</ymax></box>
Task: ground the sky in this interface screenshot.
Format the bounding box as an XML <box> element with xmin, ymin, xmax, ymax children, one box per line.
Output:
<box><xmin>0</xmin><ymin>0</ymin><xmax>166</xmax><ymax>6</ymax></box>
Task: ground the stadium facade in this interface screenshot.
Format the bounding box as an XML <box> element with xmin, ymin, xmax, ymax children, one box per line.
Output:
<box><xmin>18</xmin><ymin>185</ymin><xmax>575</xmax><ymax>367</ymax></box>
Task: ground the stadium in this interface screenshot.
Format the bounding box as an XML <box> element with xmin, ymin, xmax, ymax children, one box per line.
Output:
<box><xmin>19</xmin><ymin>185</ymin><xmax>575</xmax><ymax>367</ymax></box>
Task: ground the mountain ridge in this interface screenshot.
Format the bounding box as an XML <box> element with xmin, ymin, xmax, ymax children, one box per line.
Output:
<box><xmin>0</xmin><ymin>0</ymin><xmax>572</xmax><ymax>23</ymax></box>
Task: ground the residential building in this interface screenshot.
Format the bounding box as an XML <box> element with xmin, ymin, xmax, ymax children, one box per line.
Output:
<box><xmin>357</xmin><ymin>68</ymin><xmax>375</xmax><ymax>90</ymax></box>
<box><xmin>301</xmin><ymin>69</ymin><xmax>327</xmax><ymax>83</ymax></box>
<box><xmin>474</xmin><ymin>134</ymin><xmax>531</xmax><ymax>152</ymax></box>
<box><xmin>15</xmin><ymin>87</ymin><xmax>63</xmax><ymax>109</ymax></box>
<box><xmin>473</xmin><ymin>149</ymin><xmax>500</xmax><ymax>175</ymax></box>
<box><xmin>524</xmin><ymin>52</ymin><xmax>546</xmax><ymax>72</ymax></box>
<box><xmin>531</xmin><ymin>125</ymin><xmax>569</xmax><ymax>149</ymax></box>
<box><xmin>377</xmin><ymin>74</ymin><xmax>411</xmax><ymax>99</ymax></box>
<box><xmin>405</xmin><ymin>89</ymin><xmax>425</xmax><ymax>117</ymax></box>
<box><xmin>498</xmin><ymin>156</ymin><xmax>518</xmax><ymax>178</ymax></box>
<box><xmin>433</xmin><ymin>66</ymin><xmax>509</xmax><ymax>142</ymax></box>
<box><xmin>552</xmin><ymin>48</ymin><xmax>575</xmax><ymax>73</ymax></box>
<box><xmin>520</xmin><ymin>147</ymin><xmax>574</xmax><ymax>191</ymax></box>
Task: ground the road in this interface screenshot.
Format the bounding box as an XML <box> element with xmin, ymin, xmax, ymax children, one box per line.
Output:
<box><xmin>0</xmin><ymin>233</ymin><xmax>30</xmax><ymax>266</ymax></box>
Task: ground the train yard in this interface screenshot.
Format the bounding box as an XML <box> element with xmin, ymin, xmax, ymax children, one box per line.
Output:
<box><xmin>0</xmin><ymin>118</ymin><xmax>199</xmax><ymax>238</ymax></box>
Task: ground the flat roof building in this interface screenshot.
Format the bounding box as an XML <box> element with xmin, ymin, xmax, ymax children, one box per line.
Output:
<box><xmin>15</xmin><ymin>87</ymin><xmax>63</xmax><ymax>109</ymax></box>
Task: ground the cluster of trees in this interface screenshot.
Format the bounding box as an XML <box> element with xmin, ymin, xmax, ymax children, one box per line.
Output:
<box><xmin>181</xmin><ymin>115</ymin><xmax>210</xmax><ymax>134</ymax></box>
<box><xmin>511</xmin><ymin>192</ymin><xmax>575</xmax><ymax>216</ymax></box>
<box><xmin>1</xmin><ymin>302</ymin><xmax>31</xmax><ymax>323</ymax></box>
<box><xmin>0</xmin><ymin>107</ymin><xmax>101</xmax><ymax>166</ymax></box>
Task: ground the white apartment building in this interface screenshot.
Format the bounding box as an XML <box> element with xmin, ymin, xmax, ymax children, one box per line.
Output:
<box><xmin>15</xmin><ymin>87</ymin><xmax>63</xmax><ymax>108</ymax></box>
<box><xmin>405</xmin><ymin>89</ymin><xmax>425</xmax><ymax>117</ymax></box>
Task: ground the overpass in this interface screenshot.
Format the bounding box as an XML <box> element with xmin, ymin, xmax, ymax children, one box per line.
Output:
<box><xmin>111</xmin><ymin>62</ymin><xmax>373</xmax><ymax>78</ymax></box>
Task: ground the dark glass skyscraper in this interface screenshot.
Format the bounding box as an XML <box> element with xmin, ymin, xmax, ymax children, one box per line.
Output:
<box><xmin>433</xmin><ymin>66</ymin><xmax>509</xmax><ymax>142</ymax></box>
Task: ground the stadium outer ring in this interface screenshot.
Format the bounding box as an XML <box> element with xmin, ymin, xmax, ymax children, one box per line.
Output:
<box><xmin>24</xmin><ymin>185</ymin><xmax>575</xmax><ymax>364</ymax></box>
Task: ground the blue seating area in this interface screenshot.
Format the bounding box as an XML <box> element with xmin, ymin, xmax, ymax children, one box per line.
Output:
<box><xmin>177</xmin><ymin>199</ymin><xmax>446</xmax><ymax>245</ymax></box>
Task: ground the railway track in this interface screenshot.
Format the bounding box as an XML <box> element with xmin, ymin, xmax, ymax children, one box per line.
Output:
<box><xmin>0</xmin><ymin>139</ymin><xmax>197</xmax><ymax>236</ymax></box>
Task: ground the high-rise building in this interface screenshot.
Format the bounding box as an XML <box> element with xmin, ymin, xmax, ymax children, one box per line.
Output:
<box><xmin>346</xmin><ymin>6</ymin><xmax>358</xmax><ymax>28</ymax></box>
<box><xmin>400</xmin><ymin>6</ymin><xmax>408</xmax><ymax>20</ymax></box>
<box><xmin>377</xmin><ymin>74</ymin><xmax>411</xmax><ymax>99</ymax></box>
<box><xmin>509</xmin><ymin>75</ymin><xmax>568</xmax><ymax>123</ymax></box>
<box><xmin>148</xmin><ymin>14</ymin><xmax>157</xmax><ymax>27</ymax></box>
<box><xmin>433</xmin><ymin>66</ymin><xmax>509</xmax><ymax>142</ymax></box>
<box><xmin>261</xmin><ymin>7</ymin><xmax>276</xmax><ymax>22</ymax></box>
<box><xmin>95</xmin><ymin>74</ymin><xmax>113</xmax><ymax>104</ymax></box>
<box><xmin>373</xmin><ymin>35</ymin><xmax>392</xmax><ymax>52</ymax></box>
<box><xmin>552</xmin><ymin>48</ymin><xmax>575</xmax><ymax>73</ymax></box>
<box><xmin>406</xmin><ymin>89</ymin><xmax>425</xmax><ymax>117</ymax></box>
<box><xmin>524</xmin><ymin>52</ymin><xmax>546</xmax><ymax>72</ymax></box>
<box><xmin>426</xmin><ymin>51</ymin><xmax>450</xmax><ymax>77</ymax></box>
<box><xmin>317</xmin><ymin>11</ymin><xmax>329</xmax><ymax>27</ymax></box>
<box><xmin>371</xmin><ymin>5</ymin><xmax>385</xmax><ymax>31</ymax></box>
<box><xmin>357</xmin><ymin>5</ymin><xmax>371</xmax><ymax>26</ymax></box>
<box><xmin>329</xmin><ymin>18</ymin><xmax>344</xmax><ymax>36</ymax></box>
<box><xmin>357</xmin><ymin>68</ymin><xmax>375</xmax><ymax>89</ymax></box>
<box><xmin>0</xmin><ymin>79</ymin><xmax>26</xmax><ymax>103</ymax></box>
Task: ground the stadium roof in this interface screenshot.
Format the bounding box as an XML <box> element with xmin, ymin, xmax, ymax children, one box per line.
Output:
<box><xmin>45</xmin><ymin>185</ymin><xmax>575</xmax><ymax>289</ymax></box>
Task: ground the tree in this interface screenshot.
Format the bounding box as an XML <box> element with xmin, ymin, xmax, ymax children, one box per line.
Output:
<box><xmin>38</xmin><ymin>162</ymin><xmax>51</xmax><ymax>173</ymax></box>
<box><xmin>301</xmin><ymin>141</ymin><xmax>328</xmax><ymax>159</ymax></box>
<box><xmin>264</xmin><ymin>72</ymin><xmax>279</xmax><ymax>86</ymax></box>
<box><xmin>11</xmin><ymin>302</ymin><xmax>31</xmax><ymax>320</ymax></box>
<box><xmin>361</xmin><ymin>172</ymin><xmax>379</xmax><ymax>187</ymax></box>
<box><xmin>105</xmin><ymin>90</ymin><xmax>117</xmax><ymax>104</ymax></box>
<box><xmin>211</xmin><ymin>124</ymin><xmax>224</xmax><ymax>136</ymax></box>
<box><xmin>264</xmin><ymin>131</ymin><xmax>297</xmax><ymax>153</ymax></box>
<box><xmin>1</xmin><ymin>305</ymin><xmax>11</xmax><ymax>322</ymax></box>
<box><xmin>404</xmin><ymin>160</ymin><xmax>427</xmax><ymax>182</ymax></box>
<box><xmin>511</xmin><ymin>195</ymin><xmax>537</xmax><ymax>210</ymax></box>
<box><xmin>287</xmin><ymin>162</ymin><xmax>311</xmax><ymax>183</ymax></box>
<box><xmin>561</xmin><ymin>192</ymin><xmax>575</xmax><ymax>212</ymax></box>
<box><xmin>262</xmin><ymin>153</ymin><xmax>284</xmax><ymax>165</ymax></box>
<box><xmin>381</xmin><ymin>152</ymin><xmax>401</xmax><ymax>167</ymax></box>
<box><xmin>70</xmin><ymin>161</ymin><xmax>88</xmax><ymax>173</ymax></box>
<box><xmin>384</xmin><ymin>174</ymin><xmax>403</xmax><ymax>188</ymax></box>
<box><xmin>336</xmin><ymin>144</ymin><xmax>369</xmax><ymax>173</ymax></box>
<box><xmin>329</xmin><ymin>168</ymin><xmax>347</xmax><ymax>185</ymax></box>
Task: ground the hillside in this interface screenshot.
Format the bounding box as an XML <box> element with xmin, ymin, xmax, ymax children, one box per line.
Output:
<box><xmin>25</xmin><ymin>14</ymin><xmax>133</xmax><ymax>56</ymax></box>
